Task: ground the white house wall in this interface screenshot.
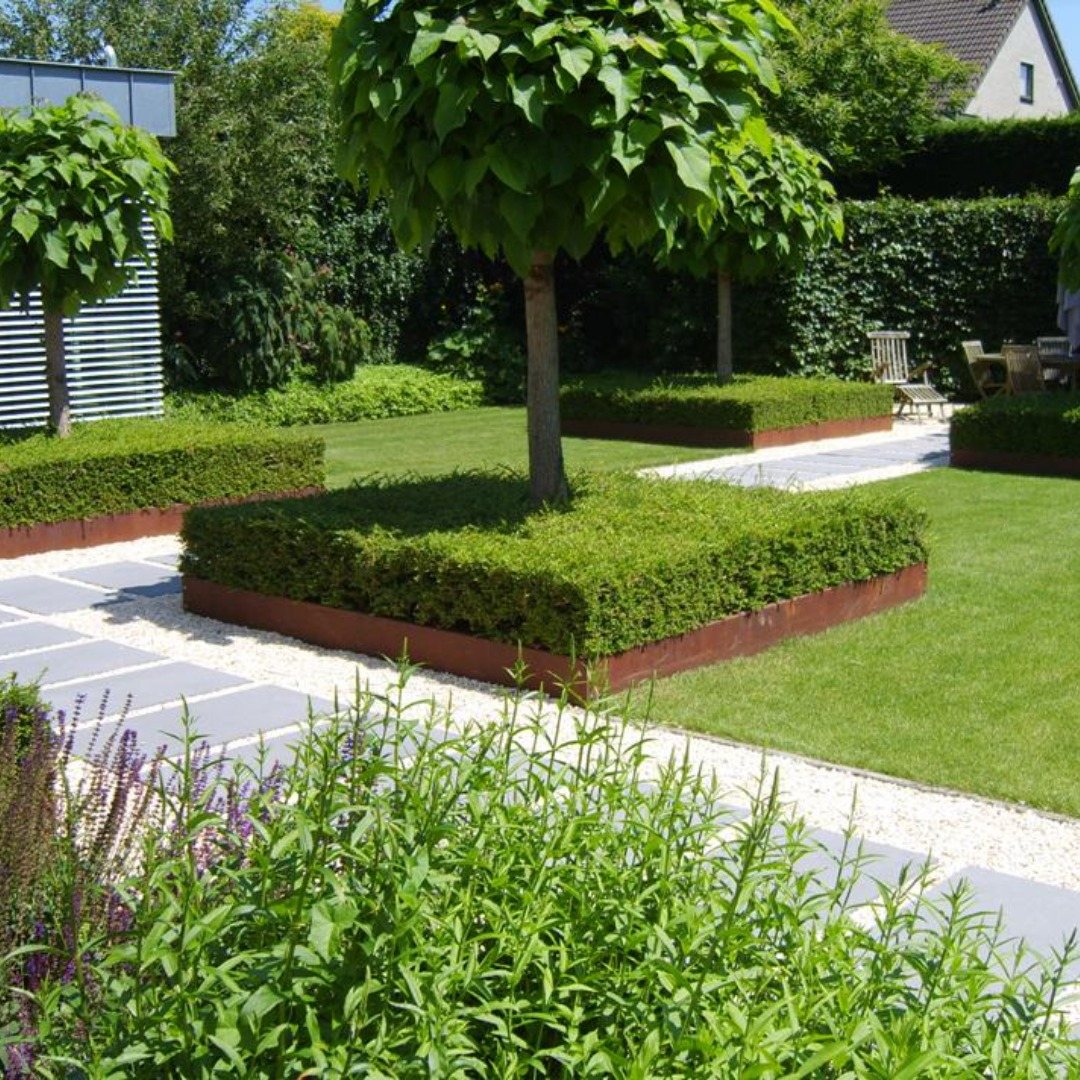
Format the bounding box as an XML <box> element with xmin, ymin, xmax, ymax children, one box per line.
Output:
<box><xmin>967</xmin><ymin>2</ymin><xmax>1072</xmax><ymax>118</ymax></box>
<box><xmin>0</xmin><ymin>232</ymin><xmax>164</xmax><ymax>428</ymax></box>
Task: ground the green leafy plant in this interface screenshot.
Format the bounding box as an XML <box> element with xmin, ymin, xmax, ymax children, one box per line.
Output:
<box><xmin>426</xmin><ymin>284</ymin><xmax>527</xmax><ymax>403</ymax></box>
<box><xmin>167</xmin><ymin>365</ymin><xmax>486</xmax><ymax>426</ymax></box>
<box><xmin>203</xmin><ymin>251</ymin><xmax>372</xmax><ymax>391</ymax></box>
<box><xmin>0</xmin><ymin>419</ymin><xmax>324</xmax><ymax>528</ymax></box>
<box><xmin>11</xmin><ymin>687</ymin><xmax>1080</xmax><ymax>1075</ymax></box>
<box><xmin>182</xmin><ymin>469</ymin><xmax>926</xmax><ymax>656</ymax></box>
<box><xmin>0</xmin><ymin>94</ymin><xmax>173</xmax><ymax>435</ymax></box>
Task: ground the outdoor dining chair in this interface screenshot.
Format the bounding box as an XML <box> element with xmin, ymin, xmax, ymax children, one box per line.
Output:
<box><xmin>1036</xmin><ymin>336</ymin><xmax>1073</xmax><ymax>389</ymax></box>
<box><xmin>961</xmin><ymin>340</ymin><xmax>1007</xmax><ymax>398</ymax></box>
<box><xmin>1002</xmin><ymin>344</ymin><xmax>1045</xmax><ymax>395</ymax></box>
<box><xmin>867</xmin><ymin>331</ymin><xmax>947</xmax><ymax>418</ymax></box>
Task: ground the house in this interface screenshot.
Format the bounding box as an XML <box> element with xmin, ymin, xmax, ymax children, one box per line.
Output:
<box><xmin>886</xmin><ymin>0</ymin><xmax>1078</xmax><ymax>119</ymax></box>
<box><xmin>0</xmin><ymin>57</ymin><xmax>175</xmax><ymax>427</ymax></box>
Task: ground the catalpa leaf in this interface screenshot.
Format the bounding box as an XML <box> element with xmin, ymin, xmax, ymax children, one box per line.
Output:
<box><xmin>667</xmin><ymin>141</ymin><xmax>713</xmax><ymax>197</ymax></box>
<box><xmin>43</xmin><ymin>232</ymin><xmax>69</xmax><ymax>269</ymax></box>
<box><xmin>11</xmin><ymin>206</ymin><xmax>37</xmax><ymax>242</ymax></box>
<box><xmin>556</xmin><ymin>43</ymin><xmax>592</xmax><ymax>84</ymax></box>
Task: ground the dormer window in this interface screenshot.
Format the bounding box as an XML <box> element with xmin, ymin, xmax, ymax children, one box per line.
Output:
<box><xmin>1020</xmin><ymin>62</ymin><xmax>1035</xmax><ymax>103</ymax></box>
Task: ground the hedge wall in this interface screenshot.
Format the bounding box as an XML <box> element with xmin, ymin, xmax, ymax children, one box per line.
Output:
<box><xmin>951</xmin><ymin>393</ymin><xmax>1080</xmax><ymax>458</ymax></box>
<box><xmin>0</xmin><ymin>420</ymin><xmax>324</xmax><ymax>528</ymax></box>
<box><xmin>560</xmin><ymin>373</ymin><xmax>893</xmax><ymax>431</ymax></box>
<box><xmin>181</xmin><ymin>471</ymin><xmax>927</xmax><ymax>656</ymax></box>
<box><xmin>842</xmin><ymin>116</ymin><xmax>1080</xmax><ymax>200</ymax></box>
<box><xmin>732</xmin><ymin>196</ymin><xmax>1065</xmax><ymax>393</ymax></box>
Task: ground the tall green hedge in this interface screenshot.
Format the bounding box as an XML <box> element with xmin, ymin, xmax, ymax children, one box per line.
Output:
<box><xmin>0</xmin><ymin>420</ymin><xmax>324</xmax><ymax>528</ymax></box>
<box><xmin>842</xmin><ymin>116</ymin><xmax>1080</xmax><ymax>199</ymax></box>
<box><xmin>732</xmin><ymin>196</ymin><xmax>1064</xmax><ymax>392</ymax></box>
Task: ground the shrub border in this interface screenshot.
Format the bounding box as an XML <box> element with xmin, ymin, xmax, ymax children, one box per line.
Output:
<box><xmin>561</xmin><ymin>415</ymin><xmax>893</xmax><ymax>449</ymax></box>
<box><xmin>950</xmin><ymin>449</ymin><xmax>1080</xmax><ymax>478</ymax></box>
<box><xmin>0</xmin><ymin>487</ymin><xmax>324</xmax><ymax>559</ymax></box>
<box><xmin>183</xmin><ymin>563</ymin><xmax>927</xmax><ymax>696</ymax></box>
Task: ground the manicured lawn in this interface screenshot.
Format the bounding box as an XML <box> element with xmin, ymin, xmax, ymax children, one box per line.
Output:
<box><xmin>639</xmin><ymin>468</ymin><xmax>1080</xmax><ymax>817</ymax></box>
<box><xmin>307</xmin><ymin>406</ymin><xmax>731</xmax><ymax>487</ymax></box>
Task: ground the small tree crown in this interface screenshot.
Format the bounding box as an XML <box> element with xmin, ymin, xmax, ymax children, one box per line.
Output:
<box><xmin>0</xmin><ymin>94</ymin><xmax>174</xmax><ymax>316</ymax></box>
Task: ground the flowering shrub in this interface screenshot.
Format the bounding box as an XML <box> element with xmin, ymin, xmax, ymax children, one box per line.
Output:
<box><xmin>0</xmin><ymin>690</ymin><xmax>164</xmax><ymax>1078</ymax></box>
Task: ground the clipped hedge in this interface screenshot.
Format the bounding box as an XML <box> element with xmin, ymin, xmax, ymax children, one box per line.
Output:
<box><xmin>560</xmin><ymin>373</ymin><xmax>893</xmax><ymax>432</ymax></box>
<box><xmin>167</xmin><ymin>365</ymin><xmax>485</xmax><ymax>427</ymax></box>
<box><xmin>181</xmin><ymin>471</ymin><xmax>926</xmax><ymax>656</ymax></box>
<box><xmin>0</xmin><ymin>420</ymin><xmax>324</xmax><ymax>529</ymax></box>
<box><xmin>951</xmin><ymin>394</ymin><xmax>1080</xmax><ymax>458</ymax></box>
<box><xmin>844</xmin><ymin>116</ymin><xmax>1080</xmax><ymax>200</ymax></box>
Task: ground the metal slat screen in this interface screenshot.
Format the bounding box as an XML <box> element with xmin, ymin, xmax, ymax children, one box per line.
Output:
<box><xmin>0</xmin><ymin>226</ymin><xmax>164</xmax><ymax>427</ymax></box>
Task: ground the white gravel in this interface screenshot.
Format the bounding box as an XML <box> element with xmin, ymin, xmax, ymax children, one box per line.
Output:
<box><xmin>5</xmin><ymin>532</ymin><xmax>1080</xmax><ymax>895</ymax></box>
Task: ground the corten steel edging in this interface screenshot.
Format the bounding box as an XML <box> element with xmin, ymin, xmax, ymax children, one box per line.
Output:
<box><xmin>183</xmin><ymin>563</ymin><xmax>927</xmax><ymax>697</ymax></box>
<box><xmin>0</xmin><ymin>486</ymin><xmax>324</xmax><ymax>559</ymax></box>
<box><xmin>561</xmin><ymin>415</ymin><xmax>892</xmax><ymax>449</ymax></box>
<box><xmin>951</xmin><ymin>448</ymin><xmax>1080</xmax><ymax>478</ymax></box>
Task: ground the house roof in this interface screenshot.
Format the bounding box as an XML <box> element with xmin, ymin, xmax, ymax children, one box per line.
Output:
<box><xmin>886</xmin><ymin>0</ymin><xmax>1079</xmax><ymax>109</ymax></box>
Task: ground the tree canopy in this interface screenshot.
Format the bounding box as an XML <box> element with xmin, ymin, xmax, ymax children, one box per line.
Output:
<box><xmin>766</xmin><ymin>0</ymin><xmax>970</xmax><ymax>175</ymax></box>
<box><xmin>331</xmin><ymin>0</ymin><xmax>796</xmax><ymax>277</ymax></box>
<box><xmin>0</xmin><ymin>95</ymin><xmax>173</xmax><ymax>315</ymax></box>
<box><xmin>0</xmin><ymin>94</ymin><xmax>173</xmax><ymax>433</ymax></box>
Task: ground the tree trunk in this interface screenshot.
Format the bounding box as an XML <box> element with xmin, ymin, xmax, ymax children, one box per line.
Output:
<box><xmin>524</xmin><ymin>250</ymin><xmax>568</xmax><ymax>506</ymax></box>
<box><xmin>43</xmin><ymin>306</ymin><xmax>71</xmax><ymax>437</ymax></box>
<box><xmin>716</xmin><ymin>270</ymin><xmax>733</xmax><ymax>385</ymax></box>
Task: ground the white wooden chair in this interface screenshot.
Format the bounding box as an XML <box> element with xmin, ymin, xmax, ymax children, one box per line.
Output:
<box><xmin>1036</xmin><ymin>336</ymin><xmax>1071</xmax><ymax>389</ymax></box>
<box><xmin>867</xmin><ymin>331</ymin><xmax>947</xmax><ymax>418</ymax></box>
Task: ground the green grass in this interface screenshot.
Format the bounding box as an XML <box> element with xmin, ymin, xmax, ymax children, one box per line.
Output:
<box><xmin>639</xmin><ymin>467</ymin><xmax>1080</xmax><ymax>817</ymax></box>
<box><xmin>306</xmin><ymin>406</ymin><xmax>730</xmax><ymax>487</ymax></box>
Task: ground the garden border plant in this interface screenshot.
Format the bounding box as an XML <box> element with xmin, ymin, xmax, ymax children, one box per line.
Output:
<box><xmin>560</xmin><ymin>373</ymin><xmax>894</xmax><ymax>449</ymax></box>
<box><xmin>0</xmin><ymin>418</ymin><xmax>324</xmax><ymax>557</ymax></box>
<box><xmin>181</xmin><ymin>470</ymin><xmax>927</xmax><ymax>693</ymax></box>
<box><xmin>6</xmin><ymin>684</ymin><xmax>1080</xmax><ymax>1075</ymax></box>
<box><xmin>950</xmin><ymin>393</ymin><xmax>1080</xmax><ymax>477</ymax></box>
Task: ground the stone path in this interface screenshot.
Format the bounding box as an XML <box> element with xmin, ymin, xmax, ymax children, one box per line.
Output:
<box><xmin>648</xmin><ymin>419</ymin><xmax>950</xmax><ymax>489</ymax></box>
<box><xmin>2</xmin><ymin>417</ymin><xmax>1079</xmax><ymax>986</ymax></box>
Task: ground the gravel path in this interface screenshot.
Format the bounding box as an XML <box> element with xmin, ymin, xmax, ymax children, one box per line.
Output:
<box><xmin>5</xmin><ymin>534</ymin><xmax>1080</xmax><ymax>902</ymax></box>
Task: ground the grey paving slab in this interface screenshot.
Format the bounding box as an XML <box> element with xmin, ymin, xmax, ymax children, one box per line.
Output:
<box><xmin>793</xmin><ymin>829</ymin><xmax>929</xmax><ymax>907</ymax></box>
<box><xmin>15</xmin><ymin>641</ymin><xmax>161</xmax><ymax>687</ymax></box>
<box><xmin>0</xmin><ymin>575</ymin><xmax>109</xmax><ymax>614</ymax></box>
<box><xmin>144</xmin><ymin>553</ymin><xmax>181</xmax><ymax>569</ymax></box>
<box><xmin>146</xmin><ymin>685</ymin><xmax>335</xmax><ymax>746</ymax></box>
<box><xmin>71</xmin><ymin>687</ymin><xmax>335</xmax><ymax>760</ymax></box>
<box><xmin>61</xmin><ymin>561</ymin><xmax>181</xmax><ymax>599</ymax></box>
<box><xmin>48</xmin><ymin>661</ymin><xmax>249</xmax><ymax>722</ymax></box>
<box><xmin>926</xmin><ymin>866</ymin><xmax>1080</xmax><ymax>963</ymax></box>
<box><xmin>0</xmin><ymin>621</ymin><xmax>86</xmax><ymax>656</ymax></box>
<box><xmin>0</xmin><ymin>609</ymin><xmax>23</xmax><ymax>625</ymax></box>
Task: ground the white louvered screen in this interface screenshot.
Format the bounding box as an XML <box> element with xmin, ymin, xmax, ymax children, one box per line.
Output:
<box><xmin>0</xmin><ymin>228</ymin><xmax>165</xmax><ymax>427</ymax></box>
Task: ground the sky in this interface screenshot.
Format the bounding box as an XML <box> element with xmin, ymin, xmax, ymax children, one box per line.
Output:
<box><xmin>1047</xmin><ymin>0</ymin><xmax>1080</xmax><ymax>81</ymax></box>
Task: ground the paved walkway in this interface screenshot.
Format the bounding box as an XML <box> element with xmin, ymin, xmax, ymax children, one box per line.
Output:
<box><xmin>647</xmin><ymin>416</ymin><xmax>951</xmax><ymax>489</ymax></box>
<box><xmin>2</xmin><ymin>417</ymin><xmax>1080</xmax><ymax>986</ymax></box>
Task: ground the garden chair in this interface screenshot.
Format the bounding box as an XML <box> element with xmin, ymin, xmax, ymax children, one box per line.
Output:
<box><xmin>1002</xmin><ymin>344</ymin><xmax>1045</xmax><ymax>395</ymax></box>
<box><xmin>1036</xmin><ymin>336</ymin><xmax>1072</xmax><ymax>389</ymax></box>
<box><xmin>961</xmin><ymin>340</ymin><xmax>1007</xmax><ymax>399</ymax></box>
<box><xmin>867</xmin><ymin>331</ymin><xmax>947</xmax><ymax>418</ymax></box>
